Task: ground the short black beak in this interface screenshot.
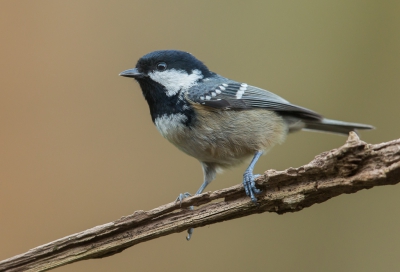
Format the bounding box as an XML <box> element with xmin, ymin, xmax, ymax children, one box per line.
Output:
<box><xmin>119</xmin><ymin>68</ymin><xmax>145</xmax><ymax>78</ymax></box>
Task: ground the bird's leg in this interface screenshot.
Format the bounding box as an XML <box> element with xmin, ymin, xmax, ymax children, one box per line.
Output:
<box><xmin>182</xmin><ymin>179</ymin><xmax>210</xmax><ymax>240</ymax></box>
<box><xmin>243</xmin><ymin>151</ymin><xmax>263</xmax><ymax>203</ymax></box>
<box><xmin>184</xmin><ymin>175</ymin><xmax>216</xmax><ymax>240</ymax></box>
<box><xmin>176</xmin><ymin>163</ymin><xmax>216</xmax><ymax>240</ymax></box>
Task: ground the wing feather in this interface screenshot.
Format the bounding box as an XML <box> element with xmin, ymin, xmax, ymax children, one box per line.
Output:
<box><xmin>187</xmin><ymin>77</ymin><xmax>322</xmax><ymax>120</ymax></box>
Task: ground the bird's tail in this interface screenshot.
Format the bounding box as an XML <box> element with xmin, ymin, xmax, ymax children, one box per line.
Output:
<box><xmin>302</xmin><ymin>118</ymin><xmax>374</xmax><ymax>135</ymax></box>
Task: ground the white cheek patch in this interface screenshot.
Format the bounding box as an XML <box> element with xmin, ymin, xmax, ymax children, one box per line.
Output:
<box><xmin>155</xmin><ymin>113</ymin><xmax>188</xmax><ymax>138</ymax></box>
<box><xmin>148</xmin><ymin>69</ymin><xmax>203</xmax><ymax>97</ymax></box>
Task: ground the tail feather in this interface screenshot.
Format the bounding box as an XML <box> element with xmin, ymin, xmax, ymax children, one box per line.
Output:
<box><xmin>302</xmin><ymin>118</ymin><xmax>374</xmax><ymax>135</ymax></box>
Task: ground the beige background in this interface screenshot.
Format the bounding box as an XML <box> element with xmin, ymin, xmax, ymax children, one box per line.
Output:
<box><xmin>1</xmin><ymin>1</ymin><xmax>400</xmax><ymax>271</ymax></box>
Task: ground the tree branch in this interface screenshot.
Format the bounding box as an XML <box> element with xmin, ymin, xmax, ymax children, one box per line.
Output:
<box><xmin>1</xmin><ymin>132</ymin><xmax>400</xmax><ymax>272</ymax></box>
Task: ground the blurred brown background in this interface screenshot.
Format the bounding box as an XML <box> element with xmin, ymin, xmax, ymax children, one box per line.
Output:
<box><xmin>1</xmin><ymin>1</ymin><xmax>399</xmax><ymax>271</ymax></box>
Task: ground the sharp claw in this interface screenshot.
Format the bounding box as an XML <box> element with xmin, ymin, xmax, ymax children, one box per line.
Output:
<box><xmin>186</xmin><ymin>228</ymin><xmax>193</xmax><ymax>240</ymax></box>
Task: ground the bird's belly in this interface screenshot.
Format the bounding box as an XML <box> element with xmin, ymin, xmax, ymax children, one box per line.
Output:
<box><xmin>155</xmin><ymin>109</ymin><xmax>288</xmax><ymax>168</ymax></box>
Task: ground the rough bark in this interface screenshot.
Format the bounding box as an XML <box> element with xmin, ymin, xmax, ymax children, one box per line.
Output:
<box><xmin>1</xmin><ymin>132</ymin><xmax>399</xmax><ymax>272</ymax></box>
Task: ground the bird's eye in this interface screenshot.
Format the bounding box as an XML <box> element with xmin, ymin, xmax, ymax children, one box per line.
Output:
<box><xmin>156</xmin><ymin>62</ymin><xmax>167</xmax><ymax>71</ymax></box>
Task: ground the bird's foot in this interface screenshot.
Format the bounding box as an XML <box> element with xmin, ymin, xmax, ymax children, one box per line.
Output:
<box><xmin>175</xmin><ymin>192</ymin><xmax>194</xmax><ymax>240</ymax></box>
<box><xmin>243</xmin><ymin>171</ymin><xmax>262</xmax><ymax>203</ymax></box>
<box><xmin>176</xmin><ymin>192</ymin><xmax>192</xmax><ymax>205</ymax></box>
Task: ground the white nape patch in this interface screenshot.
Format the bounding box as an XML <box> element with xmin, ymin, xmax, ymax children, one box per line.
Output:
<box><xmin>155</xmin><ymin>113</ymin><xmax>187</xmax><ymax>138</ymax></box>
<box><xmin>236</xmin><ymin>83</ymin><xmax>247</xmax><ymax>99</ymax></box>
<box><xmin>148</xmin><ymin>69</ymin><xmax>203</xmax><ymax>97</ymax></box>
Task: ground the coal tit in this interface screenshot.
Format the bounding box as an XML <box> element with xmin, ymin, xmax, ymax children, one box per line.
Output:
<box><xmin>120</xmin><ymin>50</ymin><xmax>373</xmax><ymax>239</ymax></box>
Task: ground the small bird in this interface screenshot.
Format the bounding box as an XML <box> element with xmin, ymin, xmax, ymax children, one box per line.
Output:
<box><xmin>120</xmin><ymin>50</ymin><xmax>373</xmax><ymax>239</ymax></box>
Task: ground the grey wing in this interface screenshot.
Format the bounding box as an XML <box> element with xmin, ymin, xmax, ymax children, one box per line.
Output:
<box><xmin>187</xmin><ymin>77</ymin><xmax>322</xmax><ymax>121</ymax></box>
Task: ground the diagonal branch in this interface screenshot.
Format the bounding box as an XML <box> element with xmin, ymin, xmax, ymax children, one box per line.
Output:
<box><xmin>1</xmin><ymin>132</ymin><xmax>400</xmax><ymax>272</ymax></box>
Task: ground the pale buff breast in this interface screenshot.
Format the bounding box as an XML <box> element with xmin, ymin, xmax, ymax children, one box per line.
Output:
<box><xmin>155</xmin><ymin>108</ymin><xmax>288</xmax><ymax>169</ymax></box>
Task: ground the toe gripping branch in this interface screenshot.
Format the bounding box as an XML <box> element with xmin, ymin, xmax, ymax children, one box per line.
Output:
<box><xmin>243</xmin><ymin>151</ymin><xmax>263</xmax><ymax>203</ymax></box>
<box><xmin>176</xmin><ymin>193</ymin><xmax>195</xmax><ymax>240</ymax></box>
<box><xmin>179</xmin><ymin>151</ymin><xmax>264</xmax><ymax>241</ymax></box>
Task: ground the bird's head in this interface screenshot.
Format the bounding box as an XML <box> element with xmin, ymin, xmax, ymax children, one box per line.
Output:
<box><xmin>120</xmin><ymin>50</ymin><xmax>213</xmax><ymax>97</ymax></box>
